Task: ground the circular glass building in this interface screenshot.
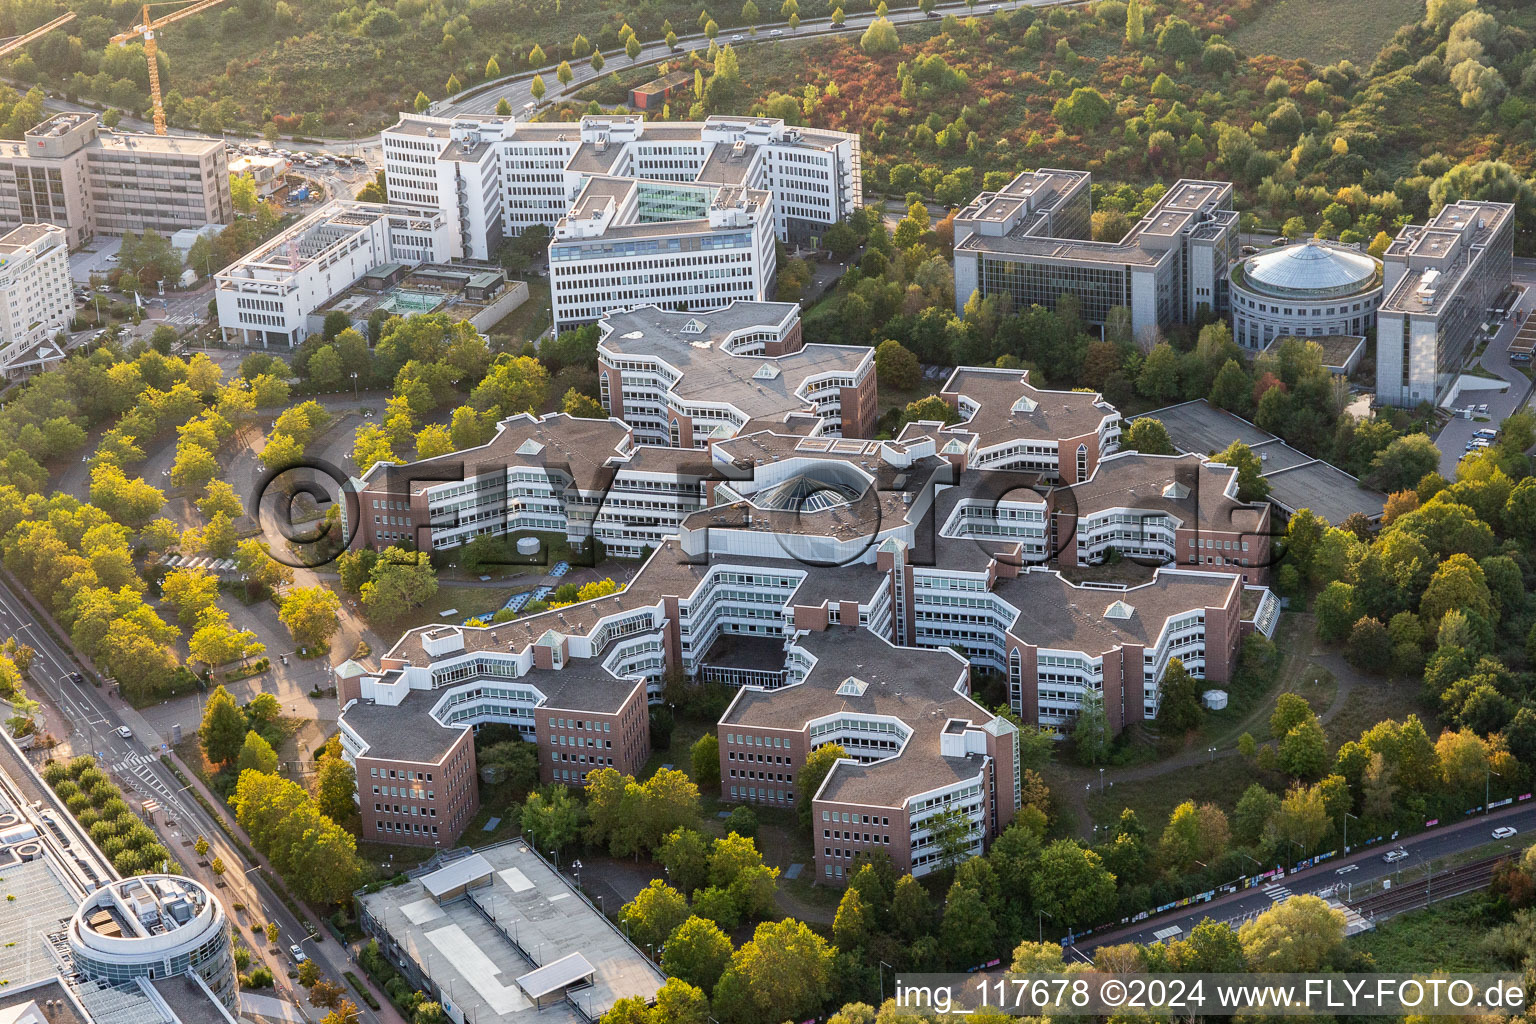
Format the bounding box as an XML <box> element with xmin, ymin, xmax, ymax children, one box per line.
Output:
<box><xmin>1230</xmin><ymin>239</ymin><xmax>1382</xmax><ymax>349</ymax></box>
<box><xmin>68</xmin><ymin>875</ymin><xmax>237</xmax><ymax>1010</ymax></box>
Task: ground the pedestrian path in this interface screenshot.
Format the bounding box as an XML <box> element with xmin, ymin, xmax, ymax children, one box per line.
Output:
<box><xmin>1262</xmin><ymin>883</ymin><xmax>1292</xmax><ymax>904</ymax></box>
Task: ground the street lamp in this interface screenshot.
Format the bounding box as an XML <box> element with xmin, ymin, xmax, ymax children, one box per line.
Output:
<box><xmin>1486</xmin><ymin>766</ymin><xmax>1501</xmax><ymax>814</ymax></box>
<box><xmin>350</xmin><ymin>370</ymin><xmax>359</xmax><ymax>398</ymax></box>
<box><xmin>572</xmin><ymin>858</ymin><xmax>583</xmax><ymax>891</ymax></box>
<box><xmin>1342</xmin><ymin>811</ymin><xmax>1357</xmax><ymax>852</ymax></box>
<box><xmin>1037</xmin><ymin>908</ymin><xmax>1054</xmax><ymax>943</ymax></box>
<box><xmin>1098</xmin><ymin>767</ymin><xmax>1105</xmax><ymax>794</ymax></box>
<box><xmin>1207</xmin><ymin>746</ymin><xmax>1216</xmax><ymax>762</ymax></box>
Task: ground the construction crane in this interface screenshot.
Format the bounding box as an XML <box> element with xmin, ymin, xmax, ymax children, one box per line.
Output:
<box><xmin>0</xmin><ymin>12</ymin><xmax>75</xmax><ymax>61</ymax></box>
<box><xmin>109</xmin><ymin>0</ymin><xmax>232</xmax><ymax>136</ymax></box>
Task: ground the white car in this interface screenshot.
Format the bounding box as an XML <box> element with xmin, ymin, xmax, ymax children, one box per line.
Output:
<box><xmin>116</xmin><ymin>726</ymin><xmax>132</xmax><ymax>740</ymax></box>
<box><xmin>1382</xmin><ymin>848</ymin><xmax>1408</xmax><ymax>864</ymax></box>
<box><xmin>1334</xmin><ymin>864</ymin><xmax>1358</xmax><ymax>875</ymax></box>
<box><xmin>289</xmin><ymin>945</ymin><xmax>307</xmax><ymax>963</ymax></box>
<box><xmin>1493</xmin><ymin>826</ymin><xmax>1519</xmax><ymax>840</ymax></box>
<box><xmin>731</xmin><ymin>33</ymin><xmax>743</xmax><ymax>41</ymax></box>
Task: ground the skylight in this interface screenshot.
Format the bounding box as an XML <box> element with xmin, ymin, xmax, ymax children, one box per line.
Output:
<box><xmin>753</xmin><ymin>363</ymin><xmax>781</xmax><ymax>380</ymax></box>
<box><xmin>836</xmin><ymin>676</ymin><xmax>868</xmax><ymax>697</ymax></box>
<box><xmin>680</xmin><ymin>318</ymin><xmax>707</xmax><ymax>335</ymax></box>
<box><xmin>1011</xmin><ymin>394</ymin><xmax>1038</xmax><ymax>414</ymax></box>
<box><xmin>1104</xmin><ymin>600</ymin><xmax>1135</xmax><ymax>620</ymax></box>
<box><xmin>516</xmin><ymin>439</ymin><xmax>545</xmax><ymax>456</ymax></box>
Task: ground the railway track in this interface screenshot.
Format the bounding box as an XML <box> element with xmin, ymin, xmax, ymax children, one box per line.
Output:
<box><xmin>1345</xmin><ymin>854</ymin><xmax>1505</xmax><ymax>920</ymax></box>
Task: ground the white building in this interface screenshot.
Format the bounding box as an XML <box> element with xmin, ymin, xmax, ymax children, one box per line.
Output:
<box><xmin>1376</xmin><ymin>200</ymin><xmax>1515</xmax><ymax>408</ymax></box>
<box><xmin>380</xmin><ymin>112</ymin><xmax>862</xmax><ymax>261</ymax></box>
<box><xmin>548</xmin><ymin>177</ymin><xmax>775</xmax><ymax>330</ymax></box>
<box><xmin>1229</xmin><ymin>239</ymin><xmax>1382</xmax><ymax>350</ymax></box>
<box><xmin>0</xmin><ymin>224</ymin><xmax>72</xmax><ymax>378</ymax></box>
<box><xmin>214</xmin><ymin>201</ymin><xmax>451</xmax><ymax>347</ymax></box>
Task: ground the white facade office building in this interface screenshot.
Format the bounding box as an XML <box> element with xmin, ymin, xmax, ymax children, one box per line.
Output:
<box><xmin>0</xmin><ymin>223</ymin><xmax>72</xmax><ymax>376</ymax></box>
<box><xmin>1375</xmin><ymin>200</ymin><xmax>1515</xmax><ymax>408</ymax></box>
<box><xmin>1229</xmin><ymin>239</ymin><xmax>1382</xmax><ymax>350</ymax></box>
<box><xmin>953</xmin><ymin>171</ymin><xmax>1238</xmax><ymax>337</ymax></box>
<box><xmin>214</xmin><ymin>201</ymin><xmax>452</xmax><ymax>347</ymax></box>
<box><xmin>548</xmin><ymin>176</ymin><xmax>775</xmax><ymax>330</ymax></box>
<box><xmin>381</xmin><ymin>112</ymin><xmax>860</xmax><ymax>261</ymax></box>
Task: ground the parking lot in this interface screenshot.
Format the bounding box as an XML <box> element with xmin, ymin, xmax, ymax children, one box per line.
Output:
<box><xmin>68</xmin><ymin>236</ymin><xmax>123</xmax><ymax>284</ymax></box>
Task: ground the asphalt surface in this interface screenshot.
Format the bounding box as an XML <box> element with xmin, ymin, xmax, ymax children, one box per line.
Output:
<box><xmin>1070</xmin><ymin>800</ymin><xmax>1536</xmax><ymax>956</ymax></box>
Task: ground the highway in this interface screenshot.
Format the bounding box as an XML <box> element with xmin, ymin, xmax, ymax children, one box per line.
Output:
<box><xmin>0</xmin><ymin>573</ymin><xmax>390</xmax><ymax>1024</ymax></box>
<box><xmin>1070</xmin><ymin>799</ymin><xmax>1536</xmax><ymax>957</ymax></box>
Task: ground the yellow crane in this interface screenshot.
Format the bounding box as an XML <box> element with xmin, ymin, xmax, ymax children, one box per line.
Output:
<box><xmin>0</xmin><ymin>12</ymin><xmax>76</xmax><ymax>60</ymax></box>
<box><xmin>109</xmin><ymin>0</ymin><xmax>232</xmax><ymax>136</ymax></box>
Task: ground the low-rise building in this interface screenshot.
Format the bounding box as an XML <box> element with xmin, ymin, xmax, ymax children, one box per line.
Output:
<box><xmin>214</xmin><ymin>200</ymin><xmax>453</xmax><ymax>347</ymax></box>
<box><xmin>596</xmin><ymin>301</ymin><xmax>877</xmax><ymax>445</ymax></box>
<box><xmin>953</xmin><ymin>172</ymin><xmax>1238</xmax><ymax>336</ymax></box>
<box><xmin>1229</xmin><ymin>239</ymin><xmax>1382</xmax><ymax>350</ymax></box>
<box><xmin>1376</xmin><ymin>199</ymin><xmax>1515</xmax><ymax>407</ymax></box>
<box><xmin>227</xmin><ymin>154</ymin><xmax>290</xmax><ymax>198</ymax></box>
<box><xmin>0</xmin><ymin>113</ymin><xmax>231</xmax><ymax>247</ymax></box>
<box><xmin>0</xmin><ymin>224</ymin><xmax>73</xmax><ymax>378</ymax></box>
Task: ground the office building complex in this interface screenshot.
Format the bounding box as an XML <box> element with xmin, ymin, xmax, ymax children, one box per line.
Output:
<box><xmin>337</xmin><ymin>378</ymin><xmax>1279</xmax><ymax>863</ymax></box>
<box><xmin>1229</xmin><ymin>239</ymin><xmax>1382</xmax><ymax>350</ymax></box>
<box><xmin>380</xmin><ymin>112</ymin><xmax>861</xmax><ymax>260</ymax></box>
<box><xmin>0</xmin><ymin>113</ymin><xmax>231</xmax><ymax>247</ymax></box>
<box><xmin>214</xmin><ymin>201</ymin><xmax>453</xmax><ymax>347</ymax></box>
<box><xmin>548</xmin><ymin>176</ymin><xmax>776</xmax><ymax>329</ymax></box>
<box><xmin>0</xmin><ymin>224</ymin><xmax>73</xmax><ymax>378</ymax></box>
<box><xmin>953</xmin><ymin>171</ymin><xmax>1238</xmax><ymax>336</ymax></box>
<box><xmin>1375</xmin><ymin>199</ymin><xmax>1515</xmax><ymax>407</ymax></box>
<box><xmin>596</xmin><ymin>301</ymin><xmax>877</xmax><ymax>445</ymax></box>
<box><xmin>68</xmin><ymin>877</ymin><xmax>236</xmax><ymax>1012</ymax></box>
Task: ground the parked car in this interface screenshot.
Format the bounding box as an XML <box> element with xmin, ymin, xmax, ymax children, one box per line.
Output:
<box><xmin>1474</xmin><ymin>428</ymin><xmax>1500</xmax><ymax>440</ymax></box>
<box><xmin>1494</xmin><ymin>826</ymin><xmax>1519</xmax><ymax>840</ymax></box>
<box><xmin>1382</xmin><ymin>848</ymin><xmax>1408</xmax><ymax>863</ymax></box>
<box><xmin>289</xmin><ymin>945</ymin><xmax>307</xmax><ymax>964</ymax></box>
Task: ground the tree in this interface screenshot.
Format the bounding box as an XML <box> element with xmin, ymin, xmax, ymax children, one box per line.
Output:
<box><xmin>199</xmin><ymin>685</ymin><xmax>246</xmax><ymax>765</ymax></box>
<box><xmin>198</xmin><ymin>480</ymin><xmax>244</xmax><ymax>522</ymax></box>
<box><xmin>486</xmin><ymin>56</ymin><xmax>501</xmax><ymax>78</ymax></box>
<box><xmin>161</xmin><ymin>567</ymin><xmax>220</xmax><ymax>628</ymax></box>
<box><xmin>496</xmin><ymin>98</ymin><xmax>512</xmax><ymax>115</ymax></box>
<box><xmin>1279</xmin><ymin>717</ymin><xmax>1329</xmax><ymax>780</ymax></box>
<box><xmin>471</xmin><ymin>355</ymin><xmax>549</xmax><ymax>415</ymax></box>
<box><xmin>796</xmin><ymin>743</ymin><xmax>847</xmax><ymax>826</ymax></box>
<box><xmin>279</xmin><ymin>586</ymin><xmax>341</xmax><ymax>649</ymax></box>
<box><xmin>1030</xmin><ymin>840</ymin><xmax>1117</xmax><ymax>928</ymax></box>
<box><xmin>620</xmin><ymin>879</ymin><xmax>689</xmax><ymax>950</ymax></box>
<box><xmin>530</xmin><ymin>74</ymin><xmax>546</xmax><ymax>102</ymax></box>
<box><xmin>413</xmin><ymin>91</ymin><xmax>430</xmax><ymax>113</ymax></box>
<box><xmin>662</xmin><ymin>916</ymin><xmax>732</xmax><ymax>994</ymax></box>
<box><xmin>1214</xmin><ymin>440</ymin><xmax>1270</xmax><ymax>502</ymax></box>
<box><xmin>360</xmin><ymin>548</ymin><xmax>438</xmax><ymax>622</ymax></box>
<box><xmin>859</xmin><ymin>16</ymin><xmax>898</xmax><ymax>54</ymax></box>
<box><xmin>713</xmin><ymin>919</ymin><xmax>834</xmax><ymax>1024</ymax></box>
<box><xmin>875</xmin><ymin>339</ymin><xmax>920</xmax><ymax>391</ymax></box>
<box><xmin>237</xmin><ymin>730</ymin><xmax>278</xmax><ymax>776</ymax></box>
<box><xmin>659</xmin><ymin>828</ymin><xmax>711</xmax><ymax>897</ymax></box>
<box><xmin>1209</xmin><ymin>359</ymin><xmax>1253</xmax><ymax>414</ymax></box>
<box><xmin>1238</xmin><ymin>894</ymin><xmax>1346</xmax><ymax>971</ymax></box>
<box><xmin>1137</xmin><ymin>342</ymin><xmax>1181</xmax><ymax>402</ymax></box>
<box><xmin>891</xmin><ymin>873</ymin><xmax>932</xmax><ymax>941</ymax></box>
<box><xmin>529</xmin><ymin>43</ymin><xmax>546</xmax><ymax>64</ymax></box>
<box><xmin>1158</xmin><ymin>657</ymin><xmax>1202</xmax><ymax>733</ymax></box>
<box><xmin>690</xmin><ymin>733</ymin><xmax>720</xmax><ymax>788</ymax></box>
<box><xmin>832</xmin><ymin>886</ymin><xmax>869</xmax><ymax>951</ymax></box>
<box><xmin>626</xmin><ymin>35</ymin><xmax>642</xmax><ymax>60</ymax></box>
<box><xmin>1124</xmin><ymin>417</ymin><xmax>1175</xmax><ymax>455</ymax></box>
<box><xmin>940</xmin><ymin>879</ymin><xmax>997</xmax><ymax>969</ymax></box>
<box><xmin>315</xmin><ymin>756</ymin><xmax>357</xmax><ymax>826</ymax></box>
<box><xmin>1367</xmin><ymin>434</ymin><xmax>1440</xmax><ymax>492</ymax></box>
<box><xmin>562</xmin><ymin>388</ymin><xmax>606</xmax><ymax>419</ymax></box>
<box><xmin>556</xmin><ymin>60</ymin><xmax>573</xmax><ymax>87</ymax></box>
<box><xmin>1160</xmin><ymin>800</ymin><xmax>1229</xmax><ymax>874</ymax></box>
<box><xmin>1346</xmin><ymin>616</ymin><xmax>1392</xmax><ymax>672</ymax></box>
<box><xmin>1125</xmin><ymin>0</ymin><xmax>1145</xmax><ymax>45</ymax></box>
<box><xmin>521</xmin><ymin>785</ymin><xmax>582</xmax><ymax>854</ymax></box>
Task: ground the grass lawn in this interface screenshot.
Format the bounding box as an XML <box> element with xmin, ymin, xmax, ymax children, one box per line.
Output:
<box><xmin>365</xmin><ymin>584</ymin><xmax>515</xmax><ymax>647</ymax></box>
<box><xmin>1350</xmin><ymin>891</ymin><xmax>1506</xmax><ymax>972</ymax></box>
<box><xmin>488</xmin><ymin>279</ymin><xmax>552</xmax><ymax>346</ymax></box>
<box><xmin>1083</xmin><ymin>755</ymin><xmax>1282</xmax><ymax>831</ymax></box>
<box><xmin>641</xmin><ymin>716</ymin><xmax>714</xmax><ymax>784</ymax></box>
<box><xmin>1324</xmin><ymin>679</ymin><xmax>1434</xmax><ymax>749</ymax></box>
<box><xmin>1231</xmin><ymin>0</ymin><xmax>1422</xmax><ymax>65</ymax></box>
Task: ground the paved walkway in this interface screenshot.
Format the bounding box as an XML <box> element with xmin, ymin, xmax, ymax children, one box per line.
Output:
<box><xmin>240</xmin><ymin>991</ymin><xmax>306</xmax><ymax>1022</ymax></box>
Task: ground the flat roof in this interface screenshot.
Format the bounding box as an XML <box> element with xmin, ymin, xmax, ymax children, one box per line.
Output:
<box><xmin>939</xmin><ymin>366</ymin><xmax>1116</xmax><ymax>445</ymax></box>
<box><xmin>1140</xmin><ymin>400</ymin><xmax>1385</xmax><ymax>523</ymax></box>
<box><xmin>422</xmin><ymin>852</ymin><xmax>493</xmax><ymax>898</ymax></box>
<box><xmin>357</xmin><ymin>841</ymin><xmax>664</xmax><ymax>1024</ymax></box>
<box><xmin>518</xmin><ymin>952</ymin><xmax>595</xmax><ymax>1000</ymax></box>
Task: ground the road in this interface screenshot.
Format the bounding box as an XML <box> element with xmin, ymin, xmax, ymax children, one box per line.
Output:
<box><xmin>0</xmin><ymin>573</ymin><xmax>391</xmax><ymax>1024</ymax></box>
<box><xmin>1070</xmin><ymin>799</ymin><xmax>1536</xmax><ymax>957</ymax></box>
<box><xmin>439</xmin><ymin>0</ymin><xmax>1076</xmax><ymax>117</ymax></box>
<box><xmin>1431</xmin><ymin>260</ymin><xmax>1536</xmax><ymax>477</ymax></box>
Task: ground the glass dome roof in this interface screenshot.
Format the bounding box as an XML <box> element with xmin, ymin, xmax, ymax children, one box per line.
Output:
<box><xmin>1236</xmin><ymin>240</ymin><xmax>1380</xmax><ymax>300</ymax></box>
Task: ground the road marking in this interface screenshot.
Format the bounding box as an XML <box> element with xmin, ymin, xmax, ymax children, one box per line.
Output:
<box><xmin>1262</xmin><ymin>883</ymin><xmax>1292</xmax><ymax>904</ymax></box>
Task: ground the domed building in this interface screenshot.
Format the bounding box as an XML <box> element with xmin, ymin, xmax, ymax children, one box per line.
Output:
<box><xmin>1229</xmin><ymin>239</ymin><xmax>1382</xmax><ymax>350</ymax></box>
